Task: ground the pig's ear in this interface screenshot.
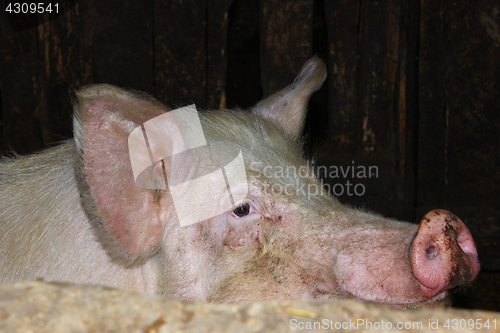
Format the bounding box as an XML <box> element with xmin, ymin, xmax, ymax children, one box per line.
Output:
<box><xmin>252</xmin><ymin>56</ymin><xmax>327</xmax><ymax>139</ymax></box>
<box><xmin>73</xmin><ymin>84</ymin><xmax>170</xmax><ymax>266</ymax></box>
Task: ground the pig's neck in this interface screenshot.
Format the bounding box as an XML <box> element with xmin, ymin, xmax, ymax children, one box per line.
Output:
<box><xmin>0</xmin><ymin>141</ymin><xmax>157</xmax><ymax>294</ymax></box>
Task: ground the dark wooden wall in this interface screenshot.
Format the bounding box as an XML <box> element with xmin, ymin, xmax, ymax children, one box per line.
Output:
<box><xmin>1</xmin><ymin>0</ymin><xmax>499</xmax><ymax>310</ymax></box>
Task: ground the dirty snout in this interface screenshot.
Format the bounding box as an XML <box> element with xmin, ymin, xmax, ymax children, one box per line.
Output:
<box><xmin>336</xmin><ymin>209</ymin><xmax>479</xmax><ymax>305</ymax></box>
<box><xmin>411</xmin><ymin>210</ymin><xmax>480</xmax><ymax>298</ymax></box>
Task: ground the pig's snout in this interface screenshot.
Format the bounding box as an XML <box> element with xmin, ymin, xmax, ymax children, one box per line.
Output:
<box><xmin>411</xmin><ymin>210</ymin><xmax>480</xmax><ymax>297</ymax></box>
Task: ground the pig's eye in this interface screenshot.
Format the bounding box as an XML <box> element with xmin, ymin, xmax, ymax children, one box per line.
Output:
<box><xmin>232</xmin><ymin>203</ymin><xmax>250</xmax><ymax>217</ymax></box>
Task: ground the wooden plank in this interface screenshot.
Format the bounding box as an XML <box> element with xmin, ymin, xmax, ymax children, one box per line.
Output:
<box><xmin>393</xmin><ymin>0</ymin><xmax>419</xmax><ymax>221</ymax></box>
<box><xmin>355</xmin><ymin>0</ymin><xmax>399</xmax><ymax>157</ymax></box>
<box><xmin>206</xmin><ymin>0</ymin><xmax>233</xmax><ymax>109</ymax></box>
<box><xmin>320</xmin><ymin>0</ymin><xmax>419</xmax><ymax>220</ymax></box>
<box><xmin>417</xmin><ymin>0</ymin><xmax>448</xmax><ymax>212</ymax></box>
<box><xmin>324</xmin><ymin>0</ymin><xmax>360</xmax><ymax>153</ymax></box>
<box><xmin>35</xmin><ymin>1</ymin><xmax>95</xmax><ymax>146</ymax></box>
<box><xmin>260</xmin><ymin>0</ymin><xmax>314</xmax><ymax>96</ymax></box>
<box><xmin>0</xmin><ymin>14</ymin><xmax>43</xmax><ymax>154</ymax></box>
<box><xmin>93</xmin><ymin>0</ymin><xmax>154</xmax><ymax>93</ymax></box>
<box><xmin>154</xmin><ymin>0</ymin><xmax>207</xmax><ymax>108</ymax></box>
<box><xmin>444</xmin><ymin>0</ymin><xmax>500</xmax><ymax>210</ymax></box>
<box><xmin>418</xmin><ymin>0</ymin><xmax>500</xmax><ymax>214</ymax></box>
<box><xmin>225</xmin><ymin>0</ymin><xmax>261</xmax><ymax>109</ymax></box>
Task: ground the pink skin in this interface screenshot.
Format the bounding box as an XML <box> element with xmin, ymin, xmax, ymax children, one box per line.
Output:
<box><xmin>335</xmin><ymin>209</ymin><xmax>480</xmax><ymax>305</ymax></box>
<box><xmin>159</xmin><ymin>191</ymin><xmax>479</xmax><ymax>306</ymax></box>
<box><xmin>411</xmin><ymin>210</ymin><xmax>480</xmax><ymax>297</ymax></box>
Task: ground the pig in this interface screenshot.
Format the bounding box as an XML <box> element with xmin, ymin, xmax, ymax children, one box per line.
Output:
<box><xmin>0</xmin><ymin>56</ymin><xmax>480</xmax><ymax>307</ymax></box>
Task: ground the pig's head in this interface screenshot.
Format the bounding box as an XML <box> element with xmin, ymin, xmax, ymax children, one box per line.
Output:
<box><xmin>73</xmin><ymin>57</ymin><xmax>480</xmax><ymax>307</ymax></box>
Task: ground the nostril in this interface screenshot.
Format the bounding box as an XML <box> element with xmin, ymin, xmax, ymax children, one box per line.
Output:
<box><xmin>426</xmin><ymin>244</ymin><xmax>438</xmax><ymax>260</ymax></box>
